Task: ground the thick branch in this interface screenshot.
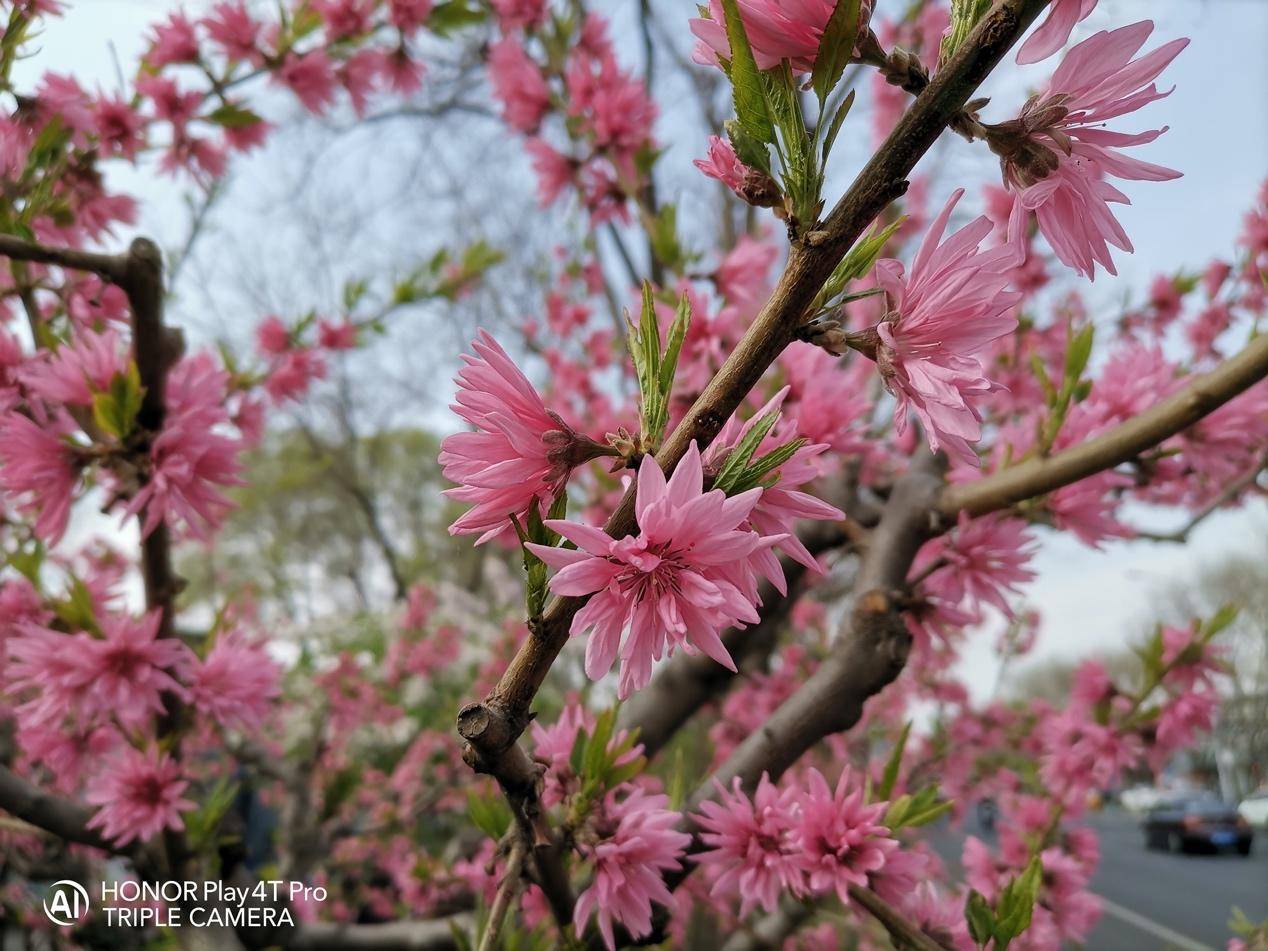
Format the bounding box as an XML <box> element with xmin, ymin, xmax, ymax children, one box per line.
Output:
<box><xmin>460</xmin><ymin>0</ymin><xmax>1054</xmax><ymax>779</ymax></box>
<box><xmin>0</xmin><ymin>233</ymin><xmax>126</xmax><ymax>282</ymax></box>
<box><xmin>690</xmin><ymin>456</ymin><xmax>944</xmax><ymax>802</ymax></box>
<box><xmin>942</xmin><ymin>334</ymin><xmax>1268</xmax><ymax>518</ymax></box>
<box><xmin>0</xmin><ymin>764</ymin><xmax>140</xmax><ymax>860</ymax></box>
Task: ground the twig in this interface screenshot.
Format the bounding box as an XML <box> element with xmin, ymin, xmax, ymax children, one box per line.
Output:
<box><xmin>478</xmin><ymin>839</ymin><xmax>527</xmax><ymax>951</ymax></box>
<box><xmin>847</xmin><ymin>884</ymin><xmax>950</xmax><ymax>951</ymax></box>
<box><xmin>1132</xmin><ymin>452</ymin><xmax>1268</xmax><ymax>543</ymax></box>
<box><xmin>941</xmin><ymin>334</ymin><xmax>1268</xmax><ymax>519</ymax></box>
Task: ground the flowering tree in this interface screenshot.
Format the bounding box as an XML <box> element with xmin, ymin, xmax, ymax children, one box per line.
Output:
<box><xmin>1</xmin><ymin>1</ymin><xmax>1267</xmax><ymax>950</ymax></box>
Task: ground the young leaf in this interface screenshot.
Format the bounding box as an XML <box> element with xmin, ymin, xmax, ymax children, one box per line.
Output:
<box><xmin>964</xmin><ymin>890</ymin><xmax>996</xmax><ymax>947</ymax></box>
<box><xmin>712</xmin><ymin>410</ymin><xmax>779</xmax><ymax>494</ymax></box>
<box><xmin>811</xmin><ymin>0</ymin><xmax>862</xmax><ymax>106</ymax></box>
<box><xmin>878</xmin><ymin>720</ymin><xmax>912</xmax><ymax>801</ymax></box>
<box><xmin>718</xmin><ymin>0</ymin><xmax>775</xmax><ymax>146</ymax></box>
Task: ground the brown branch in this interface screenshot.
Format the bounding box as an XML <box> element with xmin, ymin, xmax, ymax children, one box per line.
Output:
<box><xmin>478</xmin><ymin>839</ymin><xmax>527</xmax><ymax>951</ymax></box>
<box><xmin>688</xmin><ymin>454</ymin><xmax>945</xmax><ymax>804</ymax></box>
<box><xmin>0</xmin><ymin>763</ymin><xmax>151</xmax><ymax>865</ymax></box>
<box><xmin>941</xmin><ymin>333</ymin><xmax>1268</xmax><ymax>519</ymax></box>
<box><xmin>847</xmin><ymin>884</ymin><xmax>950</xmax><ymax>951</ymax></box>
<box><xmin>457</xmin><ymin>0</ymin><xmax>1055</xmax><ymax>801</ymax></box>
<box><xmin>1132</xmin><ymin>451</ymin><xmax>1268</xmax><ymax>543</ymax></box>
<box><xmin>0</xmin><ymin>233</ymin><xmax>127</xmax><ymax>282</ymax></box>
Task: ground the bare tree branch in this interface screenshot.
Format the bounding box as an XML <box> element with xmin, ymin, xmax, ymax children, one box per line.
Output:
<box><xmin>941</xmin><ymin>333</ymin><xmax>1268</xmax><ymax>519</ymax></box>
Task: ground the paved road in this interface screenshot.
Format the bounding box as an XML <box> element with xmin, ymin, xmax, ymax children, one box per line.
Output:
<box><xmin>925</xmin><ymin>807</ymin><xmax>1267</xmax><ymax>949</ymax></box>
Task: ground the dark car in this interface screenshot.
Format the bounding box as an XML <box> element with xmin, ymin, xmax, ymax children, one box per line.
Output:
<box><xmin>1143</xmin><ymin>795</ymin><xmax>1254</xmax><ymax>855</ymax></box>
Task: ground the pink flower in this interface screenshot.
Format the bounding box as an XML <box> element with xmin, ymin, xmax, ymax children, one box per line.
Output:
<box><xmin>704</xmin><ymin>388</ymin><xmax>845</xmax><ymax>592</ymax></box>
<box><xmin>276</xmin><ymin>51</ymin><xmax>338</xmax><ymax>114</ymax></box>
<box><xmin>93</xmin><ymin>95</ymin><xmax>146</xmax><ymax>159</ymax></box>
<box><xmin>86</xmin><ymin>747</ymin><xmax>195</xmax><ymax>846</ymax></box>
<box><xmin>873</xmin><ymin>189</ymin><xmax>1021</xmax><ymax>466</ymax></box>
<box><xmin>8</xmin><ymin>611</ymin><xmax>191</xmax><ymax>730</ymax></box>
<box><xmin>695</xmin><ymin>773</ymin><xmax>806</xmax><ymax>917</ymax></box>
<box><xmin>256</xmin><ymin>315</ymin><xmax>292</xmax><ymax>355</ymax></box>
<box><xmin>573</xmin><ymin>789</ymin><xmax>690</xmax><ymax>950</ymax></box>
<box><xmin>440</xmin><ymin>331</ymin><xmax>584</xmax><ymax>544</ymax></box>
<box><xmin>690</xmin><ymin>0</ymin><xmax>872</xmax><ymax>73</ymax></box>
<box><xmin>792</xmin><ymin>768</ymin><xmax>896</xmax><ymax>904</ymax></box>
<box><xmin>264</xmin><ymin>348</ymin><xmax>326</xmax><ymax>403</ymax></box>
<box><xmin>912</xmin><ymin>513</ymin><xmax>1037</xmax><ymax>618</ymax></box>
<box><xmin>527</xmin><ymin>443</ymin><xmax>781</xmax><ymax>697</ymax></box>
<box><xmin>388</xmin><ymin>0</ymin><xmax>434</xmax><ymax>31</ymax></box>
<box><xmin>189</xmin><ymin>634</ymin><xmax>280</xmax><ymax>732</ymax></box>
<box><xmin>317</xmin><ymin>319</ymin><xmax>358</xmax><ymax>350</ymax></box>
<box><xmin>201</xmin><ymin>1</ymin><xmax>261</xmax><ymax>63</ymax></box>
<box><xmin>146</xmin><ymin>11</ymin><xmax>201</xmax><ymax>67</ymax></box>
<box><xmin>121</xmin><ymin>354</ymin><xmax>244</xmax><ymax>540</ymax></box>
<box><xmin>1004</xmin><ymin>22</ymin><xmax>1189</xmax><ymax>279</ymax></box>
<box><xmin>488</xmin><ymin>38</ymin><xmax>550</xmax><ymax>133</ymax></box>
<box><xmin>0</xmin><ymin>410</ymin><xmax>79</xmax><ymax>543</ymax></box>
<box><xmin>525</xmin><ymin>138</ymin><xmax>577</xmax><ymax>206</ymax></box>
<box><xmin>693</xmin><ymin>135</ymin><xmax>746</xmax><ymax>194</ymax></box>
<box><xmin>716</xmin><ymin>236</ymin><xmax>778</xmax><ymax>317</ymax></box>
<box><xmin>491</xmin><ymin>0</ymin><xmax>545</xmax><ymax>31</ymax></box>
<box><xmin>1016</xmin><ymin>0</ymin><xmax>1097</xmax><ymax>65</ymax></box>
<box><xmin>20</xmin><ymin>328</ymin><xmax>128</xmax><ymax>406</ymax></box>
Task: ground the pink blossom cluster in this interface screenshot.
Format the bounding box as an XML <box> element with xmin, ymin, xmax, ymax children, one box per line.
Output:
<box><xmin>695</xmin><ymin>769</ymin><xmax>897</xmax><ymax>917</ymax></box>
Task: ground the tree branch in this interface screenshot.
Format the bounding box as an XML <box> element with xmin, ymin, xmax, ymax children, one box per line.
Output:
<box><xmin>1132</xmin><ymin>451</ymin><xmax>1268</xmax><ymax>544</ymax></box>
<box><xmin>0</xmin><ymin>233</ymin><xmax>127</xmax><ymax>282</ymax></box>
<box><xmin>0</xmin><ymin>763</ymin><xmax>146</xmax><ymax>863</ymax></box>
<box><xmin>477</xmin><ymin>838</ymin><xmax>527</xmax><ymax>951</ymax></box>
<box><xmin>941</xmin><ymin>334</ymin><xmax>1268</xmax><ymax>519</ymax></box>
<box><xmin>457</xmin><ymin>0</ymin><xmax>1055</xmax><ymax>797</ymax></box>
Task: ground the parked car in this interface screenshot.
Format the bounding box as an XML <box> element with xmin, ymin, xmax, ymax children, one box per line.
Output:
<box><xmin>1121</xmin><ymin>784</ymin><xmax>1166</xmax><ymax>814</ymax></box>
<box><xmin>1143</xmin><ymin>795</ymin><xmax>1254</xmax><ymax>855</ymax></box>
<box><xmin>1239</xmin><ymin>789</ymin><xmax>1268</xmax><ymax>828</ymax></box>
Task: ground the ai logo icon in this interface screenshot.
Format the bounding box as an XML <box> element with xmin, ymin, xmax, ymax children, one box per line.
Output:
<box><xmin>43</xmin><ymin>880</ymin><xmax>90</xmax><ymax>926</ymax></box>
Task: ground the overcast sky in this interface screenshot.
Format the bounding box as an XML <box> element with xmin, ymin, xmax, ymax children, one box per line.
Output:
<box><xmin>18</xmin><ymin>0</ymin><xmax>1268</xmax><ymax>699</ymax></box>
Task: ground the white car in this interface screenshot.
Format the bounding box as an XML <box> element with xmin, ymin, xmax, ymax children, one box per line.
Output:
<box><xmin>1121</xmin><ymin>785</ymin><xmax>1166</xmax><ymax>814</ymax></box>
<box><xmin>1239</xmin><ymin>790</ymin><xmax>1268</xmax><ymax>828</ymax></box>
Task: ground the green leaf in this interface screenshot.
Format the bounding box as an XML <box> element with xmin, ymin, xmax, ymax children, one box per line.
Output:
<box><xmin>726</xmin><ymin>119</ymin><xmax>772</xmax><ymax>175</ymax></box>
<box><xmin>427</xmin><ymin>0</ymin><xmax>487</xmax><ymax>35</ymax></box>
<box><xmin>712</xmin><ymin>410</ymin><xmax>779</xmax><ymax>494</ymax></box>
<box><xmin>878</xmin><ymin>720</ymin><xmax>911</xmax><ymax>801</ymax></box>
<box><xmin>812</xmin><ymin>217</ymin><xmax>904</xmax><ymax>312</ymax></box>
<box><xmin>1063</xmin><ymin>324</ymin><xmax>1094</xmax><ymax>384</ymax></box>
<box><xmin>207</xmin><ymin>102</ymin><xmax>263</xmax><ymax>129</ymax></box>
<box><xmin>185</xmin><ymin>778</ymin><xmax>239</xmax><ymax>852</ymax></box>
<box><xmin>820</xmin><ymin>89</ymin><xmax>856</xmax><ymax>161</ymax></box>
<box><xmin>734</xmin><ymin>437</ymin><xmax>805</xmax><ymax>492</ymax></box>
<box><xmin>995</xmin><ymin>857</ymin><xmax>1043</xmax><ymax>947</ymax></box>
<box><xmin>53</xmin><ymin>574</ymin><xmax>101</xmax><ymax>636</ymax></box>
<box><xmin>718</xmin><ymin>0</ymin><xmax>775</xmax><ymax>146</ymax></box>
<box><xmin>811</xmin><ymin>0</ymin><xmax>861</xmax><ymax>106</ymax></box>
<box><xmin>467</xmin><ymin>791</ymin><xmax>512</xmax><ymax>839</ymax></box>
<box><xmin>91</xmin><ymin>363</ymin><xmax>145</xmax><ymax>439</ymax></box>
<box><xmin>964</xmin><ymin>890</ymin><xmax>996</xmax><ymax>947</ymax></box>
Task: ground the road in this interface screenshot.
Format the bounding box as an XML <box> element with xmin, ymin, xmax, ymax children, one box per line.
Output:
<box><xmin>925</xmin><ymin>807</ymin><xmax>1268</xmax><ymax>949</ymax></box>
